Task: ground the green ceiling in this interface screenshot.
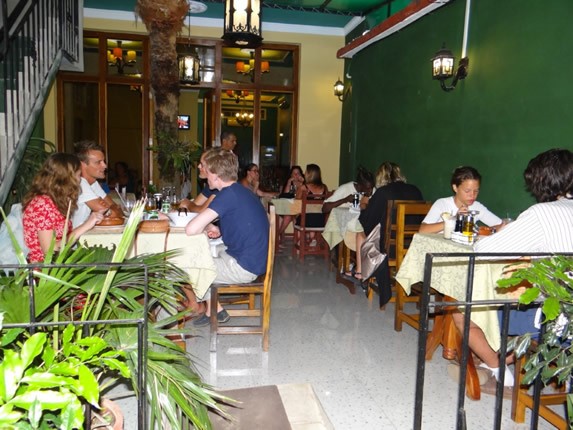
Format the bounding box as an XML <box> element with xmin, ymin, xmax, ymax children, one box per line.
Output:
<box><xmin>84</xmin><ymin>0</ymin><xmax>413</xmax><ymax>30</ymax></box>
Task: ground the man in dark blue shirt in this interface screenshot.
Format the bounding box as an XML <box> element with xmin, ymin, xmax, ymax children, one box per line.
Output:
<box><xmin>186</xmin><ymin>147</ymin><xmax>269</xmax><ymax>327</ymax></box>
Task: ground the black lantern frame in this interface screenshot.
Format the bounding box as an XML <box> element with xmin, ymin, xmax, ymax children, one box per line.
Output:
<box><xmin>222</xmin><ymin>0</ymin><xmax>263</xmax><ymax>48</ymax></box>
<box><xmin>431</xmin><ymin>44</ymin><xmax>469</xmax><ymax>92</ymax></box>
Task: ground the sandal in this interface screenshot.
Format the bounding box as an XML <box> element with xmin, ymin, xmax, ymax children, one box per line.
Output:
<box><xmin>343</xmin><ymin>269</ymin><xmax>363</xmax><ymax>283</ymax></box>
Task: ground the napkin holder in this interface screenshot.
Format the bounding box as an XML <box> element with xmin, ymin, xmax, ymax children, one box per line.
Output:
<box><xmin>450</xmin><ymin>231</ymin><xmax>476</xmax><ymax>245</ymax></box>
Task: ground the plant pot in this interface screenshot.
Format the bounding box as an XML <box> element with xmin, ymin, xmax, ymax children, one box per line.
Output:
<box><xmin>92</xmin><ymin>398</ymin><xmax>124</xmax><ymax>430</ymax></box>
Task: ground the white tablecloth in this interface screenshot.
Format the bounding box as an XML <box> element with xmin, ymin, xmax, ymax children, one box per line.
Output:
<box><xmin>322</xmin><ymin>206</ymin><xmax>363</xmax><ymax>251</ymax></box>
<box><xmin>395</xmin><ymin>233</ymin><xmax>509</xmax><ymax>350</ymax></box>
<box><xmin>82</xmin><ymin>226</ymin><xmax>217</xmax><ymax>300</ymax></box>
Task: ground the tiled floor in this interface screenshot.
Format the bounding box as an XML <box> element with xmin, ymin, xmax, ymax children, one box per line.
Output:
<box><xmin>115</xmin><ymin>245</ymin><xmax>561</xmax><ymax>429</ymax></box>
<box><xmin>184</xmin><ymin>247</ymin><xmax>559</xmax><ymax>430</ymax></box>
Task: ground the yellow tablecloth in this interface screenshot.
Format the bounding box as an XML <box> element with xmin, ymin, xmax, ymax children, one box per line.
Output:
<box><xmin>82</xmin><ymin>226</ymin><xmax>217</xmax><ymax>300</ymax></box>
<box><xmin>322</xmin><ymin>206</ymin><xmax>363</xmax><ymax>251</ymax></box>
<box><xmin>395</xmin><ymin>233</ymin><xmax>508</xmax><ymax>351</ymax></box>
<box><xmin>270</xmin><ymin>198</ymin><xmax>302</xmax><ymax>216</ymax></box>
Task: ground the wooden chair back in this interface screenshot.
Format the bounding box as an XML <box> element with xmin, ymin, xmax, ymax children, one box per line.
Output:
<box><xmin>393</xmin><ymin>201</ymin><xmax>433</xmax><ymax>331</ymax></box>
<box><xmin>210</xmin><ymin>205</ymin><xmax>276</xmax><ymax>352</ymax></box>
<box><xmin>292</xmin><ymin>191</ymin><xmax>331</xmax><ymax>262</ymax></box>
<box><xmin>395</xmin><ymin>201</ymin><xmax>432</xmax><ymax>271</ymax></box>
<box><xmin>383</xmin><ymin>199</ymin><xmax>429</xmax><ymax>269</ymax></box>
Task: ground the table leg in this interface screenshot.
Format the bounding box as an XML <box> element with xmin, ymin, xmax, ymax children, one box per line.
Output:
<box><xmin>335</xmin><ymin>242</ymin><xmax>355</xmax><ymax>294</ymax></box>
<box><xmin>425</xmin><ymin>296</ymin><xmax>481</xmax><ymax>400</ymax></box>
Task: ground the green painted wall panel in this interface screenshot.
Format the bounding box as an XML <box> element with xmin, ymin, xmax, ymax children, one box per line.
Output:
<box><xmin>340</xmin><ymin>0</ymin><xmax>573</xmax><ymax>218</ymax></box>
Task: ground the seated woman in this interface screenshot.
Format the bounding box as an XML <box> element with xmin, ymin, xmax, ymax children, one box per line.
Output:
<box><xmin>322</xmin><ymin>166</ymin><xmax>374</xmax><ymax>214</ymax></box>
<box><xmin>108</xmin><ymin>161</ymin><xmax>136</xmax><ymax>193</ymax></box>
<box><xmin>22</xmin><ymin>153</ymin><xmax>104</xmax><ymax>263</ymax></box>
<box><xmin>294</xmin><ymin>164</ymin><xmax>328</xmax><ymax>246</ymax></box>
<box><xmin>352</xmin><ymin>162</ymin><xmax>423</xmax><ymax>296</ymax></box>
<box><xmin>277</xmin><ymin>165</ymin><xmax>305</xmax><ymax>244</ymax></box>
<box><xmin>240</xmin><ymin>163</ymin><xmax>279</xmax><ymax>198</ymax></box>
<box><xmin>419</xmin><ymin>166</ymin><xmax>503</xmax><ymax>233</ymax></box>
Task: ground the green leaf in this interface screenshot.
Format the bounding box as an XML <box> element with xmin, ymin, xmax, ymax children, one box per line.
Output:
<box><xmin>20</xmin><ymin>332</ymin><xmax>47</xmax><ymax>370</ymax></box>
<box><xmin>59</xmin><ymin>397</ymin><xmax>83</xmax><ymax>430</ymax></box>
<box><xmin>77</xmin><ymin>364</ymin><xmax>99</xmax><ymax>407</ymax></box>
<box><xmin>9</xmin><ymin>390</ymin><xmax>76</xmax><ymax>410</ymax></box>
<box><xmin>518</xmin><ymin>286</ymin><xmax>540</xmax><ymax>305</ymax></box>
<box><xmin>0</xmin><ymin>403</ymin><xmax>22</xmax><ymax>425</ymax></box>
<box><xmin>1</xmin><ymin>328</ymin><xmax>25</xmax><ymax>347</ymax></box>
<box><xmin>21</xmin><ymin>372</ymin><xmax>79</xmax><ymax>390</ymax></box>
<box><xmin>101</xmin><ymin>357</ymin><xmax>131</xmax><ymax>378</ymax></box>
<box><xmin>542</xmin><ymin>296</ymin><xmax>561</xmax><ymax>321</ymax></box>
<box><xmin>2</xmin><ymin>349</ymin><xmax>24</xmax><ymax>400</ymax></box>
<box><xmin>27</xmin><ymin>396</ymin><xmax>42</xmax><ymax>428</ymax></box>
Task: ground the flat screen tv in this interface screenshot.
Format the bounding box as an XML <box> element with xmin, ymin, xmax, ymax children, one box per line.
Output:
<box><xmin>177</xmin><ymin>114</ymin><xmax>190</xmax><ymax>130</ymax></box>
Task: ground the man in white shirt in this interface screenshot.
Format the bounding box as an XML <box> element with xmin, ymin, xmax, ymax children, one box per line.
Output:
<box><xmin>72</xmin><ymin>141</ymin><xmax>122</xmax><ymax>227</ymax></box>
<box><xmin>220</xmin><ymin>131</ymin><xmax>237</xmax><ymax>152</ymax></box>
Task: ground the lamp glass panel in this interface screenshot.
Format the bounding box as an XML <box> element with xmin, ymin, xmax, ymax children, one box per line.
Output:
<box><xmin>442</xmin><ymin>58</ymin><xmax>454</xmax><ymax>77</ymax></box>
<box><xmin>177</xmin><ymin>44</ymin><xmax>215</xmax><ymax>84</ymax></box>
<box><xmin>107</xmin><ymin>39</ymin><xmax>143</xmax><ymax>77</ymax></box>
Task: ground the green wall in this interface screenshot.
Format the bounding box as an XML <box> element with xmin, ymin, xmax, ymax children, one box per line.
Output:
<box><xmin>340</xmin><ymin>0</ymin><xmax>573</xmax><ymax>218</ymax></box>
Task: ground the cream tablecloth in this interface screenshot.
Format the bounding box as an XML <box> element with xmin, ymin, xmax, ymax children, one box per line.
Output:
<box><xmin>270</xmin><ymin>198</ymin><xmax>302</xmax><ymax>216</ymax></box>
<box><xmin>395</xmin><ymin>233</ymin><xmax>509</xmax><ymax>350</ymax></box>
<box><xmin>322</xmin><ymin>206</ymin><xmax>363</xmax><ymax>251</ymax></box>
<box><xmin>82</xmin><ymin>226</ymin><xmax>217</xmax><ymax>300</ymax></box>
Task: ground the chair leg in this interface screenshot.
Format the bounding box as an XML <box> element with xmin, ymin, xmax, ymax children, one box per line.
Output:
<box><xmin>209</xmin><ymin>287</ymin><xmax>219</xmax><ymax>352</ymax></box>
<box><xmin>394</xmin><ymin>286</ymin><xmax>404</xmax><ymax>331</ymax></box>
<box><xmin>262</xmin><ymin>294</ymin><xmax>271</xmax><ymax>352</ymax></box>
<box><xmin>511</xmin><ymin>354</ymin><xmax>527</xmax><ymax>423</ymax></box>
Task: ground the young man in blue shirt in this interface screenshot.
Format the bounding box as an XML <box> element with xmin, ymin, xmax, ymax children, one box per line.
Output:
<box><xmin>186</xmin><ymin>147</ymin><xmax>269</xmax><ymax>326</ymax></box>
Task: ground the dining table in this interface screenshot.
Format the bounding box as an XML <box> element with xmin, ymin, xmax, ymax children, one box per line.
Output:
<box><xmin>81</xmin><ymin>223</ymin><xmax>217</xmax><ymax>300</ymax></box>
<box><xmin>321</xmin><ymin>205</ymin><xmax>364</xmax><ymax>294</ymax></box>
<box><xmin>395</xmin><ymin>233</ymin><xmax>511</xmax><ymax>400</ymax></box>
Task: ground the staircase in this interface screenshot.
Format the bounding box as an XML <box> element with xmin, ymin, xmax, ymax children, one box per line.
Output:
<box><xmin>0</xmin><ymin>0</ymin><xmax>80</xmax><ymax>206</ymax></box>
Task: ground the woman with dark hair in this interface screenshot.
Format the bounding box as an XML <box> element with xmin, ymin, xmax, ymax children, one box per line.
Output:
<box><xmin>108</xmin><ymin>161</ymin><xmax>136</xmax><ymax>193</ymax></box>
<box><xmin>419</xmin><ymin>166</ymin><xmax>503</xmax><ymax>234</ymax></box>
<box><xmin>295</xmin><ymin>163</ymin><xmax>329</xmax><ymax>228</ymax></box>
<box><xmin>322</xmin><ymin>166</ymin><xmax>375</xmax><ymax>214</ymax></box>
<box><xmin>240</xmin><ymin>163</ymin><xmax>278</xmax><ymax>198</ymax></box>
<box><xmin>277</xmin><ymin>165</ymin><xmax>305</xmax><ymax>244</ymax></box>
<box><xmin>282</xmin><ymin>165</ymin><xmax>304</xmax><ymax>195</ymax></box>
<box><xmin>453</xmin><ymin>148</ymin><xmax>573</xmax><ymax>397</ymax></box>
<box><xmin>22</xmin><ymin>153</ymin><xmax>103</xmax><ymax>263</ymax></box>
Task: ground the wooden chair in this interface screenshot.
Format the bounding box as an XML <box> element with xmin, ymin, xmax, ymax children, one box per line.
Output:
<box><xmin>512</xmin><ymin>347</ymin><xmax>568</xmax><ymax>429</ymax></box>
<box><xmin>372</xmin><ymin>199</ymin><xmax>428</xmax><ymax>307</ymax></box>
<box><xmin>209</xmin><ymin>206</ymin><xmax>276</xmax><ymax>352</ymax></box>
<box><xmin>394</xmin><ymin>201</ymin><xmax>434</xmax><ymax>331</ymax></box>
<box><xmin>292</xmin><ymin>192</ymin><xmax>331</xmax><ymax>262</ymax></box>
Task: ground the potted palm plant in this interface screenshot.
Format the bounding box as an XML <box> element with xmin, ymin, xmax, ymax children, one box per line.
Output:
<box><xmin>0</xmin><ymin>202</ymin><xmax>232</xmax><ymax>429</ymax></box>
<box><xmin>498</xmin><ymin>255</ymin><xmax>573</xmax><ymax>426</ymax></box>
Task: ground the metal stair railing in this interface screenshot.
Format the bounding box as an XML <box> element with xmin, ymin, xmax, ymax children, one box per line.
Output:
<box><xmin>0</xmin><ymin>0</ymin><xmax>80</xmax><ymax>207</ymax></box>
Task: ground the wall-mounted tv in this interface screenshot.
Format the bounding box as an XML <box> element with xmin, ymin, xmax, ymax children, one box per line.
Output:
<box><xmin>177</xmin><ymin>114</ymin><xmax>190</xmax><ymax>130</ymax></box>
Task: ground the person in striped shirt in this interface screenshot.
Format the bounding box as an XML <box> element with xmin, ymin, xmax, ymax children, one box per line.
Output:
<box><xmin>454</xmin><ymin>148</ymin><xmax>573</xmax><ymax>396</ymax></box>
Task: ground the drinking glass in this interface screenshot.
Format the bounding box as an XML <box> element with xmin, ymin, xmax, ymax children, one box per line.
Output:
<box><xmin>145</xmin><ymin>196</ymin><xmax>156</xmax><ymax>212</ymax></box>
<box><xmin>170</xmin><ymin>194</ymin><xmax>179</xmax><ymax>211</ymax></box>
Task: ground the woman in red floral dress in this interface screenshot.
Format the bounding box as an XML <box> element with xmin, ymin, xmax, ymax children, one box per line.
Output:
<box><xmin>22</xmin><ymin>153</ymin><xmax>103</xmax><ymax>263</ymax></box>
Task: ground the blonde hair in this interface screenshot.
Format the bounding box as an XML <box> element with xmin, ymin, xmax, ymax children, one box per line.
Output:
<box><xmin>375</xmin><ymin>162</ymin><xmax>407</xmax><ymax>188</ymax></box>
<box><xmin>23</xmin><ymin>153</ymin><xmax>81</xmax><ymax>215</ymax></box>
<box><xmin>202</xmin><ymin>147</ymin><xmax>238</xmax><ymax>182</ymax></box>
